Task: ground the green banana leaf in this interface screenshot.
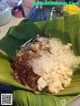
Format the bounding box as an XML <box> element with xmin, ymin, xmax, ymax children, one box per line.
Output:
<box><xmin>13</xmin><ymin>90</ymin><xmax>77</xmax><ymax>106</ymax></box>
<box><xmin>0</xmin><ymin>20</ymin><xmax>42</xmax><ymax>59</ymax></box>
<box><xmin>0</xmin><ymin>13</ymin><xmax>80</xmax><ymax>106</ymax></box>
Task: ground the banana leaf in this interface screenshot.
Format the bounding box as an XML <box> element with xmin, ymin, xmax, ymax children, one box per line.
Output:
<box><xmin>0</xmin><ymin>20</ymin><xmax>42</xmax><ymax>59</ymax></box>
<box><xmin>0</xmin><ymin>13</ymin><xmax>80</xmax><ymax>106</ymax></box>
<box><xmin>13</xmin><ymin>90</ymin><xmax>77</xmax><ymax>106</ymax></box>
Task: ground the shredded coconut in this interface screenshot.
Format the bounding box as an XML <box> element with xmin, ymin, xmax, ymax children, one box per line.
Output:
<box><xmin>31</xmin><ymin>37</ymin><xmax>80</xmax><ymax>76</ymax></box>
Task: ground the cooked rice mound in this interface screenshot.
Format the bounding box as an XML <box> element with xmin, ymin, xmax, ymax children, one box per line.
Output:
<box><xmin>12</xmin><ymin>36</ymin><xmax>80</xmax><ymax>93</ymax></box>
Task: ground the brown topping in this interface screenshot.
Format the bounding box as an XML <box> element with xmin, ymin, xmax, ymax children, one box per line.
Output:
<box><xmin>11</xmin><ymin>53</ymin><xmax>40</xmax><ymax>90</ymax></box>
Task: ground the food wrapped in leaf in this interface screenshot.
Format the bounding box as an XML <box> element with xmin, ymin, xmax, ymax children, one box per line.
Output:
<box><xmin>0</xmin><ymin>13</ymin><xmax>80</xmax><ymax>106</ymax></box>
<box><xmin>11</xmin><ymin>36</ymin><xmax>80</xmax><ymax>94</ymax></box>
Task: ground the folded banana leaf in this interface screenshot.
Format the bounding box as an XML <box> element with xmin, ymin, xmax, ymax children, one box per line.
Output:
<box><xmin>0</xmin><ymin>13</ymin><xmax>80</xmax><ymax>106</ymax></box>
<box><xmin>13</xmin><ymin>90</ymin><xmax>77</xmax><ymax>106</ymax></box>
<box><xmin>0</xmin><ymin>20</ymin><xmax>42</xmax><ymax>59</ymax></box>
